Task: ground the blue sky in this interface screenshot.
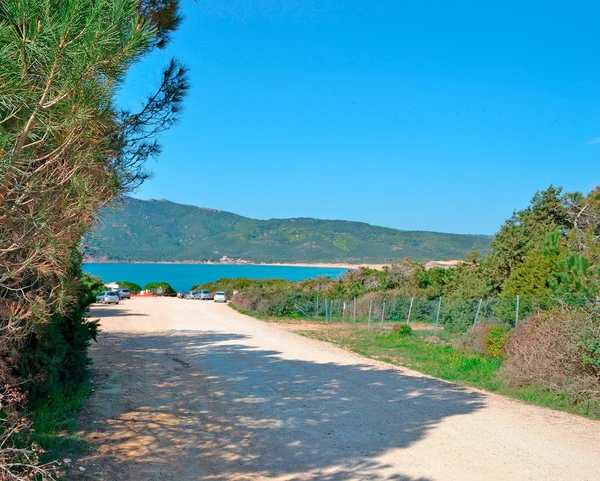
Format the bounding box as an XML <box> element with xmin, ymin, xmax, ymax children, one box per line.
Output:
<box><xmin>118</xmin><ymin>0</ymin><xmax>600</xmax><ymax>235</ymax></box>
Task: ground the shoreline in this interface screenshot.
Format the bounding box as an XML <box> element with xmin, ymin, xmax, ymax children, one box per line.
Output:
<box><xmin>82</xmin><ymin>259</ymin><xmax>387</xmax><ymax>270</ymax></box>
<box><xmin>82</xmin><ymin>259</ymin><xmax>462</xmax><ymax>270</ymax></box>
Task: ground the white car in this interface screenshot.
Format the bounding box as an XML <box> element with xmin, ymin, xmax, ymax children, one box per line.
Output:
<box><xmin>96</xmin><ymin>291</ymin><xmax>119</xmax><ymax>304</ymax></box>
<box><xmin>213</xmin><ymin>291</ymin><xmax>227</xmax><ymax>303</ymax></box>
<box><xmin>117</xmin><ymin>288</ymin><xmax>131</xmax><ymax>299</ymax></box>
<box><xmin>197</xmin><ymin>290</ymin><xmax>213</xmax><ymax>300</ymax></box>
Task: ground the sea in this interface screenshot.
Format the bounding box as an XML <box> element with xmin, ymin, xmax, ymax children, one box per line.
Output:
<box><xmin>83</xmin><ymin>263</ymin><xmax>348</xmax><ymax>293</ymax></box>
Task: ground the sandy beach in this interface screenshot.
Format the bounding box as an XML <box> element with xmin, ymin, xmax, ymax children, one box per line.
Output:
<box><xmin>84</xmin><ymin>258</ymin><xmax>462</xmax><ymax>271</ymax></box>
<box><xmin>83</xmin><ymin>258</ymin><xmax>389</xmax><ymax>270</ymax></box>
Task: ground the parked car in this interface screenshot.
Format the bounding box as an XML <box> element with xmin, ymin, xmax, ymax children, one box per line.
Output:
<box><xmin>198</xmin><ymin>290</ymin><xmax>213</xmax><ymax>300</ymax></box>
<box><xmin>185</xmin><ymin>291</ymin><xmax>197</xmax><ymax>299</ymax></box>
<box><xmin>213</xmin><ymin>291</ymin><xmax>227</xmax><ymax>303</ymax></box>
<box><xmin>117</xmin><ymin>288</ymin><xmax>131</xmax><ymax>299</ymax></box>
<box><xmin>96</xmin><ymin>291</ymin><xmax>120</xmax><ymax>304</ymax></box>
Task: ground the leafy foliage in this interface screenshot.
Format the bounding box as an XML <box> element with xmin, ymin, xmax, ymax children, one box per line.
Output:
<box><xmin>483</xmin><ymin>326</ymin><xmax>509</xmax><ymax>359</ymax></box>
<box><xmin>81</xmin><ymin>273</ymin><xmax>105</xmax><ymax>305</ymax></box>
<box><xmin>391</xmin><ymin>324</ymin><xmax>412</xmax><ymax>336</ymax></box>
<box><xmin>192</xmin><ymin>278</ymin><xmax>294</xmax><ymax>297</ymax></box>
<box><xmin>16</xmin><ymin>261</ymin><xmax>100</xmax><ymax>403</ymax></box>
<box><xmin>115</xmin><ymin>281</ymin><xmax>143</xmax><ymax>294</ymax></box>
<box><xmin>0</xmin><ymin>0</ymin><xmax>186</xmax><ymax>477</ymax></box>
<box><xmin>144</xmin><ymin>281</ymin><xmax>176</xmax><ymax>295</ymax></box>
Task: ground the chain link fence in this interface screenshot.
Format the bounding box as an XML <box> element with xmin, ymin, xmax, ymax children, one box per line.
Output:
<box><xmin>234</xmin><ymin>290</ymin><xmax>595</xmax><ymax>338</ymax></box>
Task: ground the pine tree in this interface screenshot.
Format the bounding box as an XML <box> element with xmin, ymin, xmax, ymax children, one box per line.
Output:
<box><xmin>0</xmin><ymin>1</ymin><xmax>187</xmax><ymax>477</ymax></box>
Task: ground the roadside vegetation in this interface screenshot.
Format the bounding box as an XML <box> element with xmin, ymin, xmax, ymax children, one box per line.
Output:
<box><xmin>225</xmin><ymin>186</ymin><xmax>600</xmax><ymax>418</ymax></box>
<box><xmin>193</xmin><ymin>278</ymin><xmax>293</xmax><ymax>296</ymax></box>
<box><xmin>144</xmin><ymin>281</ymin><xmax>176</xmax><ymax>295</ymax></box>
<box><xmin>114</xmin><ymin>281</ymin><xmax>143</xmax><ymax>294</ymax></box>
<box><xmin>0</xmin><ymin>0</ymin><xmax>187</xmax><ymax>478</ymax></box>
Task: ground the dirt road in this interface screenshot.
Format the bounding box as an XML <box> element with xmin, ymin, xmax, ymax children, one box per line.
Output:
<box><xmin>72</xmin><ymin>297</ymin><xmax>600</xmax><ymax>480</ymax></box>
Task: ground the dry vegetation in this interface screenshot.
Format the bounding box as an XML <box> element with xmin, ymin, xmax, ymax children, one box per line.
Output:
<box><xmin>503</xmin><ymin>309</ymin><xmax>600</xmax><ymax>412</ymax></box>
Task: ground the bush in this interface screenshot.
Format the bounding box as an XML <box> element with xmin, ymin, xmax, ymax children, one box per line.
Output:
<box><xmin>16</xmin><ymin>261</ymin><xmax>100</xmax><ymax>403</ymax></box>
<box><xmin>192</xmin><ymin>277</ymin><xmax>293</xmax><ymax>293</ymax></box>
<box><xmin>391</xmin><ymin>324</ymin><xmax>412</xmax><ymax>337</ymax></box>
<box><xmin>81</xmin><ymin>273</ymin><xmax>105</xmax><ymax>305</ymax></box>
<box><xmin>115</xmin><ymin>280</ymin><xmax>142</xmax><ymax>294</ymax></box>
<box><xmin>483</xmin><ymin>325</ymin><xmax>510</xmax><ymax>359</ymax></box>
<box><xmin>232</xmin><ymin>288</ymin><xmax>317</xmax><ymax>318</ymax></box>
<box><xmin>502</xmin><ymin>308</ymin><xmax>600</xmax><ymax>415</ymax></box>
<box><xmin>439</xmin><ymin>298</ymin><xmax>479</xmax><ymax>333</ymax></box>
<box><xmin>458</xmin><ymin>322</ymin><xmax>509</xmax><ymax>359</ymax></box>
<box><xmin>144</xmin><ymin>282</ymin><xmax>176</xmax><ymax>295</ymax></box>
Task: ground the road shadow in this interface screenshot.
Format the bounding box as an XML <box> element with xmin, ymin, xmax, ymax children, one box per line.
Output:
<box><xmin>88</xmin><ymin>305</ymin><xmax>149</xmax><ymax>319</ymax></box>
<box><xmin>73</xmin><ymin>329</ymin><xmax>486</xmax><ymax>480</ymax></box>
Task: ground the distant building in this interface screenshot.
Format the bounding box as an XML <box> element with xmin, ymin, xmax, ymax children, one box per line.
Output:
<box><xmin>105</xmin><ymin>282</ymin><xmax>119</xmax><ymax>290</ymax></box>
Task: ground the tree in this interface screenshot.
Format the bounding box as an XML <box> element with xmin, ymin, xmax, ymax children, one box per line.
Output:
<box><xmin>550</xmin><ymin>254</ymin><xmax>600</xmax><ymax>301</ymax></box>
<box><xmin>140</xmin><ymin>0</ymin><xmax>183</xmax><ymax>48</ymax></box>
<box><xmin>565</xmin><ymin>187</ymin><xmax>600</xmax><ymax>263</ymax></box>
<box><xmin>502</xmin><ymin>251</ymin><xmax>556</xmax><ymax>297</ymax></box>
<box><xmin>0</xmin><ymin>0</ymin><xmax>187</xmax><ymax>477</ymax></box>
<box><xmin>502</xmin><ymin>232</ymin><xmax>562</xmax><ymax>298</ymax></box>
<box><xmin>483</xmin><ymin>186</ymin><xmax>570</xmax><ymax>292</ymax></box>
<box><xmin>416</xmin><ymin>267</ymin><xmax>455</xmax><ymax>299</ymax></box>
<box><xmin>0</xmin><ymin>0</ymin><xmax>187</xmax><ymax>368</ymax></box>
<box><xmin>444</xmin><ymin>262</ymin><xmax>489</xmax><ymax>299</ymax></box>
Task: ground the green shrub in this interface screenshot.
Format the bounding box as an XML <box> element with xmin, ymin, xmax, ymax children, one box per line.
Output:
<box><xmin>439</xmin><ymin>298</ymin><xmax>479</xmax><ymax>333</ymax></box>
<box><xmin>115</xmin><ymin>280</ymin><xmax>142</xmax><ymax>294</ymax></box>
<box><xmin>144</xmin><ymin>282</ymin><xmax>176</xmax><ymax>295</ymax></box>
<box><xmin>233</xmin><ymin>288</ymin><xmax>317</xmax><ymax>318</ymax></box>
<box><xmin>391</xmin><ymin>324</ymin><xmax>412</xmax><ymax>336</ymax></box>
<box><xmin>16</xmin><ymin>260</ymin><xmax>99</xmax><ymax>403</ymax></box>
<box><xmin>192</xmin><ymin>277</ymin><xmax>293</xmax><ymax>293</ymax></box>
<box><xmin>493</xmin><ymin>296</ymin><xmax>542</xmax><ymax>326</ymax></box>
<box><xmin>483</xmin><ymin>325</ymin><xmax>510</xmax><ymax>358</ymax></box>
<box><xmin>80</xmin><ymin>273</ymin><xmax>104</xmax><ymax>305</ymax></box>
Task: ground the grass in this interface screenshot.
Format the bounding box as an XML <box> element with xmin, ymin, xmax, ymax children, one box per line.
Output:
<box><xmin>231</xmin><ymin>304</ymin><xmax>600</xmax><ymax>419</ymax></box>
<box><xmin>306</xmin><ymin>328</ymin><xmax>503</xmax><ymax>391</ymax></box>
<box><xmin>30</xmin><ymin>379</ymin><xmax>93</xmax><ymax>465</ymax></box>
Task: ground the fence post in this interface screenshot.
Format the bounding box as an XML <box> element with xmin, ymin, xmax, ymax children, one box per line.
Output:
<box><xmin>434</xmin><ymin>296</ymin><xmax>442</xmax><ymax>337</ymax></box>
<box><xmin>380</xmin><ymin>301</ymin><xmax>385</xmax><ymax>330</ymax></box>
<box><xmin>324</xmin><ymin>299</ymin><xmax>328</xmax><ymax>323</ymax></box>
<box><xmin>353</xmin><ymin>297</ymin><xmax>356</xmax><ymax>327</ymax></box>
<box><xmin>407</xmin><ymin>297</ymin><xmax>414</xmax><ymax>325</ymax></box>
<box><xmin>342</xmin><ymin>301</ymin><xmax>346</xmax><ymax>325</ymax></box>
<box><xmin>330</xmin><ymin>299</ymin><xmax>334</xmax><ymax>323</ymax></box>
<box><xmin>316</xmin><ymin>296</ymin><xmax>319</xmax><ymax>318</ymax></box>
<box><xmin>368</xmin><ymin>299</ymin><xmax>373</xmax><ymax>331</ymax></box>
<box><xmin>515</xmin><ymin>295</ymin><xmax>520</xmax><ymax>326</ymax></box>
<box><xmin>473</xmin><ymin>298</ymin><xmax>483</xmax><ymax>329</ymax></box>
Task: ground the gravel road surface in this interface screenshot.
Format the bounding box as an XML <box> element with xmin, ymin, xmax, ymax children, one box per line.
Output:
<box><xmin>72</xmin><ymin>297</ymin><xmax>600</xmax><ymax>480</ymax></box>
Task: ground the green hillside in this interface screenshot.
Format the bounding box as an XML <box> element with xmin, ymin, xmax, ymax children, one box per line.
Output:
<box><xmin>83</xmin><ymin>197</ymin><xmax>492</xmax><ymax>263</ymax></box>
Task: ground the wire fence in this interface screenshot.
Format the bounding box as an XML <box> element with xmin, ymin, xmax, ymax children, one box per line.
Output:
<box><xmin>239</xmin><ymin>293</ymin><xmax>595</xmax><ymax>337</ymax></box>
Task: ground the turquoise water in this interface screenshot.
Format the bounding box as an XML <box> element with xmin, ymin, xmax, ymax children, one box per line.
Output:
<box><xmin>83</xmin><ymin>263</ymin><xmax>347</xmax><ymax>292</ymax></box>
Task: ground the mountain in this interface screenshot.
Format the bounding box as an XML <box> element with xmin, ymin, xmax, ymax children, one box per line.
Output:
<box><xmin>83</xmin><ymin>197</ymin><xmax>492</xmax><ymax>263</ymax></box>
